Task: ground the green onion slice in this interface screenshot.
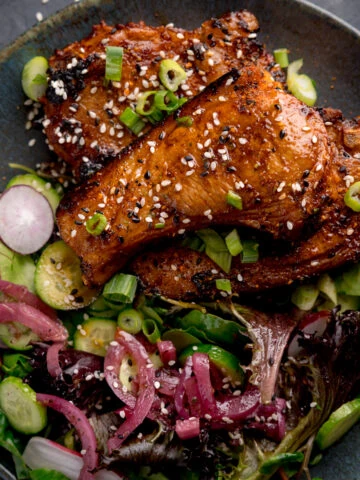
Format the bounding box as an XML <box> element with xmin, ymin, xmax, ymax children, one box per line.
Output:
<box><xmin>142</xmin><ymin>319</ymin><xmax>161</xmax><ymax>343</ymax></box>
<box><xmin>159</xmin><ymin>59</ymin><xmax>187</xmax><ymax>92</ymax></box>
<box><xmin>226</xmin><ymin>191</ymin><xmax>243</xmax><ymax>210</ymax></box>
<box><xmin>117</xmin><ymin>308</ymin><xmax>143</xmax><ymax>334</ymax></box>
<box><xmin>154</xmin><ymin>90</ymin><xmax>187</xmax><ymax>112</ymax></box>
<box><xmin>85</xmin><ymin>213</ymin><xmax>107</xmax><ymax>236</ymax></box>
<box><xmin>291</xmin><ymin>283</ymin><xmax>319</xmax><ymax>311</ymax></box>
<box><xmin>215</xmin><ymin>278</ymin><xmax>232</xmax><ymax>293</ymax></box>
<box><xmin>135</xmin><ymin>90</ymin><xmax>158</xmax><ymax>116</ymax></box>
<box><xmin>241</xmin><ymin>239</ymin><xmax>259</xmax><ymax>263</ymax></box>
<box><xmin>176</xmin><ymin>116</ymin><xmax>193</xmax><ymax>127</ymax></box>
<box><xmin>196</xmin><ymin>228</ymin><xmax>232</xmax><ymax>273</ymax></box>
<box><xmin>344</xmin><ymin>181</ymin><xmax>360</xmax><ymax>212</ymax></box>
<box><xmin>273</xmin><ymin>48</ymin><xmax>289</xmax><ymax>68</ymax></box>
<box><xmin>225</xmin><ymin>229</ymin><xmax>243</xmax><ymax>256</ymax></box>
<box><xmin>105</xmin><ymin>46</ymin><xmax>123</xmax><ymax>82</ymax></box>
<box><xmin>103</xmin><ymin>273</ymin><xmax>138</xmax><ymax>304</ymax></box>
<box><xmin>287</xmin><ymin>59</ymin><xmax>317</xmax><ymax>107</ymax></box>
<box><xmin>119</xmin><ymin>107</ymin><xmax>146</xmax><ymax>135</ymax></box>
<box><xmin>22</xmin><ymin>56</ymin><xmax>49</xmax><ymax>101</ymax></box>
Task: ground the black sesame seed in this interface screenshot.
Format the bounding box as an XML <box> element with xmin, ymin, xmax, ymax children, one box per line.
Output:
<box><xmin>226</xmin><ymin>166</ymin><xmax>237</xmax><ymax>172</ymax></box>
<box><xmin>279</xmin><ymin>129</ymin><xmax>286</xmax><ymax>139</ymax></box>
<box><xmin>274</xmin><ymin>103</ymin><xmax>282</xmax><ymax>111</ymax></box>
<box><xmin>75</xmin><ymin>220</ymin><xmax>83</xmax><ymax>225</ymax></box>
<box><xmin>302</xmin><ymin>169</ymin><xmax>310</xmax><ymax>178</ymax></box>
<box><xmin>339</xmin><ymin>165</ymin><xmax>347</xmax><ymax>173</ymax></box>
<box><xmin>82</xmin><ymin>207</ymin><xmax>90</xmax><ymax>213</ymax></box>
<box><xmin>118</xmin><ymin>236</ymin><xmax>124</xmax><ymax>244</ymax></box>
<box><xmin>144</xmin><ymin>170</ymin><xmax>151</xmax><ymax>179</ymax></box>
<box><xmin>132</xmin><ymin>215</ymin><xmax>140</xmax><ymax>223</ymax></box>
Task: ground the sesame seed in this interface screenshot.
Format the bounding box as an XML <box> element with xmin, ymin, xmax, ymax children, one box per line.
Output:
<box><xmin>248</xmin><ymin>32</ymin><xmax>257</xmax><ymax>39</ymax></box>
<box><xmin>28</xmin><ymin>138</ymin><xmax>36</xmax><ymax>147</ymax></box>
<box><xmin>182</xmin><ymin>218</ymin><xmax>191</xmax><ymax>224</ymax></box>
<box><xmin>161</xmin><ymin>179</ymin><xmax>171</xmax><ymax>187</ymax></box>
<box><xmin>36</xmin><ymin>12</ymin><xmax>43</xmax><ymax>22</ymax></box>
<box><xmin>286</xmin><ymin>221</ymin><xmax>294</xmax><ymax>230</ymax></box>
<box><xmin>312</xmin><ymin>135</ymin><xmax>318</xmax><ymax>144</ymax></box>
<box><xmin>302</xmin><ymin>126</ymin><xmax>311</xmax><ymax>132</ymax></box>
<box><xmin>175</xmin><ymin>183</ymin><xmax>182</xmax><ymax>191</ymax></box>
<box><xmin>154</xmin><ymin>381</ymin><xmax>161</xmax><ymax>389</ymax></box>
<box><xmin>239</xmin><ymin>138</ymin><xmax>248</xmax><ymax>145</ymax></box>
<box><xmin>178</xmin><ymin>228</ymin><xmax>185</xmax><ymax>234</ymax></box>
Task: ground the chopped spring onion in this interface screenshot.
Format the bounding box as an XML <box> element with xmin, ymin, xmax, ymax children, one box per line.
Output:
<box><xmin>176</xmin><ymin>116</ymin><xmax>193</xmax><ymax>127</ymax></box>
<box><xmin>196</xmin><ymin>229</ymin><xmax>232</xmax><ymax>273</ymax></box>
<box><xmin>317</xmin><ymin>273</ymin><xmax>337</xmax><ymax>305</ymax></box>
<box><xmin>142</xmin><ymin>319</ymin><xmax>161</xmax><ymax>343</ymax></box>
<box><xmin>291</xmin><ymin>284</ymin><xmax>319</xmax><ymax>311</ymax></box>
<box><xmin>344</xmin><ymin>181</ymin><xmax>360</xmax><ymax>212</ymax></box>
<box><xmin>22</xmin><ymin>56</ymin><xmax>48</xmax><ymax>101</ymax></box>
<box><xmin>215</xmin><ymin>278</ymin><xmax>232</xmax><ymax>294</ymax></box>
<box><xmin>159</xmin><ymin>59</ymin><xmax>187</xmax><ymax>91</ymax></box>
<box><xmin>85</xmin><ymin>213</ymin><xmax>107</xmax><ymax>236</ymax></box>
<box><xmin>119</xmin><ymin>107</ymin><xmax>146</xmax><ymax>135</ymax></box>
<box><xmin>154</xmin><ymin>90</ymin><xmax>187</xmax><ymax>112</ymax></box>
<box><xmin>135</xmin><ymin>90</ymin><xmax>158</xmax><ymax>116</ymax></box>
<box><xmin>287</xmin><ymin>59</ymin><xmax>317</xmax><ymax>107</ymax></box>
<box><xmin>155</xmin><ymin>222</ymin><xmax>166</xmax><ymax>229</ymax></box>
<box><xmin>241</xmin><ymin>239</ymin><xmax>259</xmax><ymax>263</ymax></box>
<box><xmin>226</xmin><ymin>191</ymin><xmax>243</xmax><ymax>210</ymax></box>
<box><xmin>273</xmin><ymin>48</ymin><xmax>289</xmax><ymax>68</ymax></box>
<box><xmin>225</xmin><ymin>229</ymin><xmax>243</xmax><ymax>256</ymax></box>
<box><xmin>103</xmin><ymin>273</ymin><xmax>138</xmax><ymax>304</ymax></box>
<box><xmin>117</xmin><ymin>308</ymin><xmax>143</xmax><ymax>334</ymax></box>
<box><xmin>182</xmin><ymin>234</ymin><xmax>205</xmax><ymax>252</ymax></box>
<box><xmin>105</xmin><ymin>46</ymin><xmax>123</xmax><ymax>82</ymax></box>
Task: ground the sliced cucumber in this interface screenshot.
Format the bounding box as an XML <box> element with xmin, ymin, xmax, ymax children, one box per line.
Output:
<box><xmin>0</xmin><ymin>322</ymin><xmax>38</xmax><ymax>351</ymax></box>
<box><xmin>6</xmin><ymin>174</ymin><xmax>61</xmax><ymax>214</ymax></box>
<box><xmin>316</xmin><ymin>397</ymin><xmax>360</xmax><ymax>450</ymax></box>
<box><xmin>179</xmin><ymin>344</ymin><xmax>244</xmax><ymax>385</ymax></box>
<box><xmin>0</xmin><ymin>376</ymin><xmax>47</xmax><ymax>434</ymax></box>
<box><xmin>0</xmin><ymin>240</ymin><xmax>36</xmax><ymax>292</ymax></box>
<box><xmin>291</xmin><ymin>284</ymin><xmax>319</xmax><ymax>311</ymax></box>
<box><xmin>35</xmin><ymin>241</ymin><xmax>99</xmax><ymax>310</ymax></box>
<box><xmin>22</xmin><ymin>56</ymin><xmax>48</xmax><ymax>101</ymax></box>
<box><xmin>74</xmin><ymin>318</ymin><xmax>117</xmax><ymax>356</ymax></box>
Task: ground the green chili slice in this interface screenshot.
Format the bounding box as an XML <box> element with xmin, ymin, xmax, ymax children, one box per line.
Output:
<box><xmin>344</xmin><ymin>181</ymin><xmax>360</xmax><ymax>212</ymax></box>
<box><xmin>117</xmin><ymin>308</ymin><xmax>143</xmax><ymax>334</ymax></box>
<box><xmin>85</xmin><ymin>213</ymin><xmax>107</xmax><ymax>236</ymax></box>
<box><xmin>159</xmin><ymin>59</ymin><xmax>187</xmax><ymax>92</ymax></box>
<box><xmin>105</xmin><ymin>46</ymin><xmax>123</xmax><ymax>82</ymax></box>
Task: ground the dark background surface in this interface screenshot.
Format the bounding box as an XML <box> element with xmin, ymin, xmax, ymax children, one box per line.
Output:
<box><xmin>0</xmin><ymin>1</ymin><xmax>359</xmax><ymax>479</ymax></box>
<box><xmin>0</xmin><ymin>0</ymin><xmax>359</xmax><ymax>49</ymax></box>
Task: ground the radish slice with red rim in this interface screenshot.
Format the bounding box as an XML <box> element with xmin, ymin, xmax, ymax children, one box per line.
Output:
<box><xmin>0</xmin><ymin>185</ymin><xmax>54</xmax><ymax>255</ymax></box>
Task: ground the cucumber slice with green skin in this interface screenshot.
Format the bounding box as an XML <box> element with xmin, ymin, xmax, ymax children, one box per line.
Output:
<box><xmin>74</xmin><ymin>318</ymin><xmax>117</xmax><ymax>356</ymax></box>
<box><xmin>179</xmin><ymin>344</ymin><xmax>244</xmax><ymax>385</ymax></box>
<box><xmin>0</xmin><ymin>376</ymin><xmax>47</xmax><ymax>434</ymax></box>
<box><xmin>35</xmin><ymin>240</ymin><xmax>99</xmax><ymax>310</ymax></box>
<box><xmin>315</xmin><ymin>397</ymin><xmax>360</xmax><ymax>450</ymax></box>
<box><xmin>0</xmin><ymin>322</ymin><xmax>38</xmax><ymax>351</ymax></box>
<box><xmin>6</xmin><ymin>174</ymin><xmax>61</xmax><ymax>214</ymax></box>
<box><xmin>0</xmin><ymin>240</ymin><xmax>36</xmax><ymax>292</ymax></box>
<box><xmin>22</xmin><ymin>56</ymin><xmax>48</xmax><ymax>101</ymax></box>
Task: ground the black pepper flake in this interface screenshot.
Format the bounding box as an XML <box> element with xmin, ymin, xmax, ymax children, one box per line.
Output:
<box><xmin>144</xmin><ymin>170</ymin><xmax>151</xmax><ymax>179</ymax></box>
<box><xmin>279</xmin><ymin>129</ymin><xmax>286</xmax><ymax>139</ymax></box>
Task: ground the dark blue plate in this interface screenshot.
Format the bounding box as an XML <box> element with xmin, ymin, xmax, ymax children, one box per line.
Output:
<box><xmin>0</xmin><ymin>0</ymin><xmax>359</xmax><ymax>478</ymax></box>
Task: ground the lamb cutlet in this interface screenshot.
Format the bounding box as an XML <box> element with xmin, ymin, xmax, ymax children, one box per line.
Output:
<box><xmin>42</xmin><ymin>10</ymin><xmax>283</xmax><ymax>179</ymax></box>
<box><xmin>130</xmin><ymin>109</ymin><xmax>360</xmax><ymax>300</ymax></box>
<box><xmin>57</xmin><ymin>66</ymin><xmax>332</xmax><ymax>287</ymax></box>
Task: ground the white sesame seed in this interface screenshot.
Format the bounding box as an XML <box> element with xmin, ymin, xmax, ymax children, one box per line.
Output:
<box><xmin>239</xmin><ymin>137</ymin><xmax>248</xmax><ymax>145</ymax></box>
<box><xmin>312</xmin><ymin>135</ymin><xmax>318</xmax><ymax>144</ymax></box>
<box><xmin>161</xmin><ymin>179</ymin><xmax>171</xmax><ymax>187</ymax></box>
<box><xmin>28</xmin><ymin>138</ymin><xmax>36</xmax><ymax>147</ymax></box>
<box><xmin>154</xmin><ymin>381</ymin><xmax>161</xmax><ymax>389</ymax></box>
<box><xmin>175</xmin><ymin>183</ymin><xmax>182</xmax><ymax>192</ymax></box>
<box><xmin>36</xmin><ymin>12</ymin><xmax>43</xmax><ymax>22</ymax></box>
<box><xmin>286</xmin><ymin>221</ymin><xmax>294</xmax><ymax>231</ymax></box>
<box><xmin>178</xmin><ymin>228</ymin><xmax>185</xmax><ymax>234</ymax></box>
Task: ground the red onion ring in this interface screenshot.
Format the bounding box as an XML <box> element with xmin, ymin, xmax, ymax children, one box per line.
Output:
<box><xmin>0</xmin><ymin>279</ymin><xmax>57</xmax><ymax>320</ymax></box>
<box><xmin>175</xmin><ymin>417</ymin><xmax>200</xmax><ymax>440</ymax></box>
<box><xmin>107</xmin><ymin>330</ymin><xmax>155</xmax><ymax>453</ymax></box>
<box><xmin>174</xmin><ymin>356</ymin><xmax>193</xmax><ymax>419</ymax></box>
<box><xmin>157</xmin><ymin>340</ymin><xmax>177</xmax><ymax>366</ymax></box>
<box><xmin>36</xmin><ymin>393</ymin><xmax>98</xmax><ymax>479</ymax></box>
<box><xmin>192</xmin><ymin>353</ymin><xmax>217</xmax><ymax>416</ymax></box>
<box><xmin>0</xmin><ymin>302</ymin><xmax>67</xmax><ymax>342</ymax></box>
<box><xmin>46</xmin><ymin>341</ymin><xmax>66</xmax><ymax>378</ymax></box>
<box><xmin>104</xmin><ymin>341</ymin><xmax>136</xmax><ymax>408</ymax></box>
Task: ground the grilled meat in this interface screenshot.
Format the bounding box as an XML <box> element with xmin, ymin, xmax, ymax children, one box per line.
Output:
<box><xmin>42</xmin><ymin>10</ymin><xmax>283</xmax><ymax>179</ymax></box>
<box><xmin>130</xmin><ymin>109</ymin><xmax>360</xmax><ymax>300</ymax></box>
<box><xmin>57</xmin><ymin>66</ymin><xmax>332</xmax><ymax>287</ymax></box>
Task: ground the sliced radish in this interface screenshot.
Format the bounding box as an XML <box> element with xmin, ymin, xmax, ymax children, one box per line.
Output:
<box><xmin>0</xmin><ymin>185</ymin><xmax>54</xmax><ymax>255</ymax></box>
<box><xmin>288</xmin><ymin>311</ymin><xmax>330</xmax><ymax>357</ymax></box>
